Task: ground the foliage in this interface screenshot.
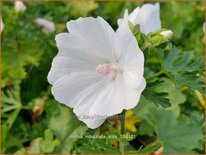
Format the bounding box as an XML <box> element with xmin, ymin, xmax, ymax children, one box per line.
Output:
<box><xmin>142</xmin><ymin>79</ymin><xmax>171</xmax><ymax>108</ymax></box>
<box><xmin>159</xmin><ymin>45</ymin><xmax>204</xmax><ymax>94</ymax></box>
<box><xmin>48</xmin><ymin>103</ymin><xmax>88</xmax><ymax>153</ymax></box>
<box><xmin>1</xmin><ymin>1</ymin><xmax>205</xmax><ymax>154</ymax></box>
<box><xmin>15</xmin><ymin>129</ymin><xmax>60</xmax><ymax>154</ymax></box>
<box><xmin>145</xmin><ymin>107</ymin><xmax>203</xmax><ymax>153</ymax></box>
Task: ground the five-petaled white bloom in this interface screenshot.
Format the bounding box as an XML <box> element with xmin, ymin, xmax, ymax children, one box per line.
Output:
<box><xmin>118</xmin><ymin>3</ymin><xmax>161</xmax><ymax>35</ymax></box>
<box><xmin>34</xmin><ymin>18</ymin><xmax>55</xmax><ymax>34</ymax></box>
<box><xmin>48</xmin><ymin>15</ymin><xmax>146</xmax><ymax>129</ymax></box>
<box><xmin>14</xmin><ymin>1</ymin><xmax>27</xmax><ymax>12</ymax></box>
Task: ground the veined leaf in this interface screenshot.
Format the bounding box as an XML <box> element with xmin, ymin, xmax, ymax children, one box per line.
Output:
<box><xmin>143</xmin><ymin>80</ymin><xmax>171</xmax><ymax>108</ymax></box>
<box><xmin>159</xmin><ymin>45</ymin><xmax>204</xmax><ymax>94</ymax></box>
<box><xmin>155</xmin><ymin>78</ymin><xmax>186</xmax><ymax>115</ymax></box>
<box><xmin>145</xmin><ymin>108</ymin><xmax>203</xmax><ymax>153</ymax></box>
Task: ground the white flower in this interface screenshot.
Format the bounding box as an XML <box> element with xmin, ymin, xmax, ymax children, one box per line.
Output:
<box><xmin>1</xmin><ymin>18</ymin><xmax>4</xmax><ymax>33</ymax></box>
<box><xmin>34</xmin><ymin>18</ymin><xmax>55</xmax><ymax>34</ymax></box>
<box><xmin>48</xmin><ymin>16</ymin><xmax>146</xmax><ymax>129</ymax></box>
<box><xmin>118</xmin><ymin>3</ymin><xmax>161</xmax><ymax>35</ymax></box>
<box><xmin>14</xmin><ymin>1</ymin><xmax>27</xmax><ymax>12</ymax></box>
<box><xmin>160</xmin><ymin>30</ymin><xmax>173</xmax><ymax>40</ymax></box>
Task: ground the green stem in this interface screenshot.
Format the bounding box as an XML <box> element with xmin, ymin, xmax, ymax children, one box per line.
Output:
<box><xmin>141</xmin><ymin>43</ymin><xmax>151</xmax><ymax>51</ymax></box>
<box><xmin>21</xmin><ymin>106</ymin><xmax>30</xmax><ymax>110</ymax></box>
<box><xmin>146</xmin><ymin>70</ymin><xmax>164</xmax><ymax>80</ymax></box>
<box><xmin>146</xmin><ymin>58</ymin><xmax>161</xmax><ymax>64</ymax></box>
<box><xmin>163</xmin><ymin>70</ymin><xmax>174</xmax><ymax>81</ymax></box>
<box><xmin>146</xmin><ymin>69</ymin><xmax>175</xmax><ymax>82</ymax></box>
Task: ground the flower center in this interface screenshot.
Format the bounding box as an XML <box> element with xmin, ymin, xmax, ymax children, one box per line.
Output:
<box><xmin>95</xmin><ymin>64</ymin><xmax>112</xmax><ymax>76</ymax></box>
<box><xmin>95</xmin><ymin>63</ymin><xmax>122</xmax><ymax>79</ymax></box>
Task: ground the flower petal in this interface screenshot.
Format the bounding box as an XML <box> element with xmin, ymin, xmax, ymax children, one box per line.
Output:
<box><xmin>48</xmin><ymin>32</ymin><xmax>105</xmax><ymax>85</ymax></box>
<box><xmin>135</xmin><ymin>3</ymin><xmax>161</xmax><ymax>35</ymax></box>
<box><xmin>51</xmin><ymin>72</ymin><xmax>108</xmax><ymax>108</ymax></box>
<box><xmin>116</xmin><ymin>15</ymin><xmax>144</xmax><ymax>89</ymax></box>
<box><xmin>118</xmin><ymin>3</ymin><xmax>161</xmax><ymax>35</ymax></box>
<box><xmin>73</xmin><ymin>79</ymin><xmax>116</xmax><ymax>128</ymax></box>
<box><xmin>123</xmin><ymin>78</ymin><xmax>146</xmax><ymax>109</ymax></box>
<box><xmin>81</xmin><ymin>74</ymin><xmax>146</xmax><ymax>118</ymax></box>
<box><xmin>48</xmin><ymin>17</ymin><xmax>119</xmax><ymax>84</ymax></box>
<box><xmin>66</xmin><ymin>17</ymin><xmax>118</xmax><ymax>61</ymax></box>
<box><xmin>128</xmin><ymin>7</ymin><xmax>140</xmax><ymax>24</ymax></box>
<box><xmin>55</xmin><ymin>33</ymin><xmax>103</xmax><ymax>64</ymax></box>
<box><xmin>72</xmin><ymin>75</ymin><xmax>125</xmax><ymax>128</ymax></box>
<box><xmin>49</xmin><ymin>16</ymin><xmax>146</xmax><ymax>129</ymax></box>
<box><xmin>47</xmin><ymin>53</ymin><xmax>98</xmax><ymax>85</ymax></box>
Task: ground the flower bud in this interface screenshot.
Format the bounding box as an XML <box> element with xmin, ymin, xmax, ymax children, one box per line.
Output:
<box><xmin>141</xmin><ymin>30</ymin><xmax>173</xmax><ymax>50</ymax></box>
<box><xmin>14</xmin><ymin>1</ymin><xmax>27</xmax><ymax>12</ymax></box>
<box><xmin>203</xmin><ymin>23</ymin><xmax>205</xmax><ymax>44</ymax></box>
<box><xmin>0</xmin><ymin>18</ymin><xmax>4</xmax><ymax>33</ymax></box>
<box><xmin>160</xmin><ymin>30</ymin><xmax>173</xmax><ymax>41</ymax></box>
<box><xmin>34</xmin><ymin>18</ymin><xmax>55</xmax><ymax>34</ymax></box>
<box><xmin>32</xmin><ymin>98</ymin><xmax>45</xmax><ymax>121</ymax></box>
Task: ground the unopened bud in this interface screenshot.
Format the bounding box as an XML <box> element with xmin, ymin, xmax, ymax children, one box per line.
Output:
<box><xmin>32</xmin><ymin>98</ymin><xmax>45</xmax><ymax>121</ymax></box>
<box><xmin>14</xmin><ymin>1</ymin><xmax>27</xmax><ymax>12</ymax></box>
<box><xmin>1</xmin><ymin>18</ymin><xmax>4</xmax><ymax>33</ymax></box>
<box><xmin>34</xmin><ymin>18</ymin><xmax>55</xmax><ymax>34</ymax></box>
<box><xmin>160</xmin><ymin>30</ymin><xmax>173</xmax><ymax>41</ymax></box>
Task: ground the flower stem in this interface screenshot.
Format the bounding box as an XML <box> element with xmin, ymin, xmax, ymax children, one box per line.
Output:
<box><xmin>146</xmin><ymin>70</ymin><xmax>164</xmax><ymax>79</ymax></box>
<box><xmin>141</xmin><ymin>43</ymin><xmax>151</xmax><ymax>51</ymax></box>
<box><xmin>119</xmin><ymin>110</ymin><xmax>126</xmax><ymax>154</ymax></box>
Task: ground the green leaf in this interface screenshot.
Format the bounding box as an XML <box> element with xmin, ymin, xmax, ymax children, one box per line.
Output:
<box><xmin>161</xmin><ymin>2</ymin><xmax>204</xmax><ymax>44</ymax></box>
<box><xmin>95</xmin><ymin>1</ymin><xmax>126</xmax><ymax>26</ymax></box>
<box><xmin>143</xmin><ymin>80</ymin><xmax>171</xmax><ymax>108</ymax></box>
<box><xmin>48</xmin><ymin>103</ymin><xmax>88</xmax><ymax>153</ymax></box>
<box><xmin>130</xmin><ymin>23</ymin><xmax>146</xmax><ymax>48</ymax></box>
<box><xmin>14</xmin><ymin>129</ymin><xmax>60</xmax><ymax>154</ymax></box>
<box><xmin>160</xmin><ymin>45</ymin><xmax>204</xmax><ymax>94</ymax></box>
<box><xmin>145</xmin><ymin>108</ymin><xmax>203</xmax><ymax>153</ymax></box>
<box><xmin>1</xmin><ymin>86</ymin><xmax>22</xmax><ymax>152</ymax></box>
<box><xmin>126</xmin><ymin>141</ymin><xmax>162</xmax><ymax>154</ymax></box>
<box><xmin>2</xmin><ymin>86</ymin><xmax>21</xmax><ymax>114</ymax></box>
<box><xmin>163</xmin><ymin>46</ymin><xmax>203</xmax><ymax>73</ymax></box>
<box><xmin>155</xmin><ymin>78</ymin><xmax>186</xmax><ymax>115</ymax></box>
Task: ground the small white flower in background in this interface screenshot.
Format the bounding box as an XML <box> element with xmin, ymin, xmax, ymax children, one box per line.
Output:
<box><xmin>48</xmin><ymin>16</ymin><xmax>146</xmax><ymax>129</ymax></box>
<box><xmin>160</xmin><ymin>30</ymin><xmax>173</xmax><ymax>40</ymax></box>
<box><xmin>34</xmin><ymin>18</ymin><xmax>55</xmax><ymax>34</ymax></box>
<box><xmin>14</xmin><ymin>1</ymin><xmax>27</xmax><ymax>12</ymax></box>
<box><xmin>0</xmin><ymin>18</ymin><xmax>4</xmax><ymax>33</ymax></box>
<box><xmin>118</xmin><ymin>3</ymin><xmax>161</xmax><ymax>35</ymax></box>
<box><xmin>203</xmin><ymin>23</ymin><xmax>205</xmax><ymax>44</ymax></box>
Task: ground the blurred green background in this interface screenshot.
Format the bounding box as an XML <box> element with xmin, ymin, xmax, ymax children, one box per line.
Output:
<box><xmin>1</xmin><ymin>1</ymin><xmax>205</xmax><ymax>154</ymax></box>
